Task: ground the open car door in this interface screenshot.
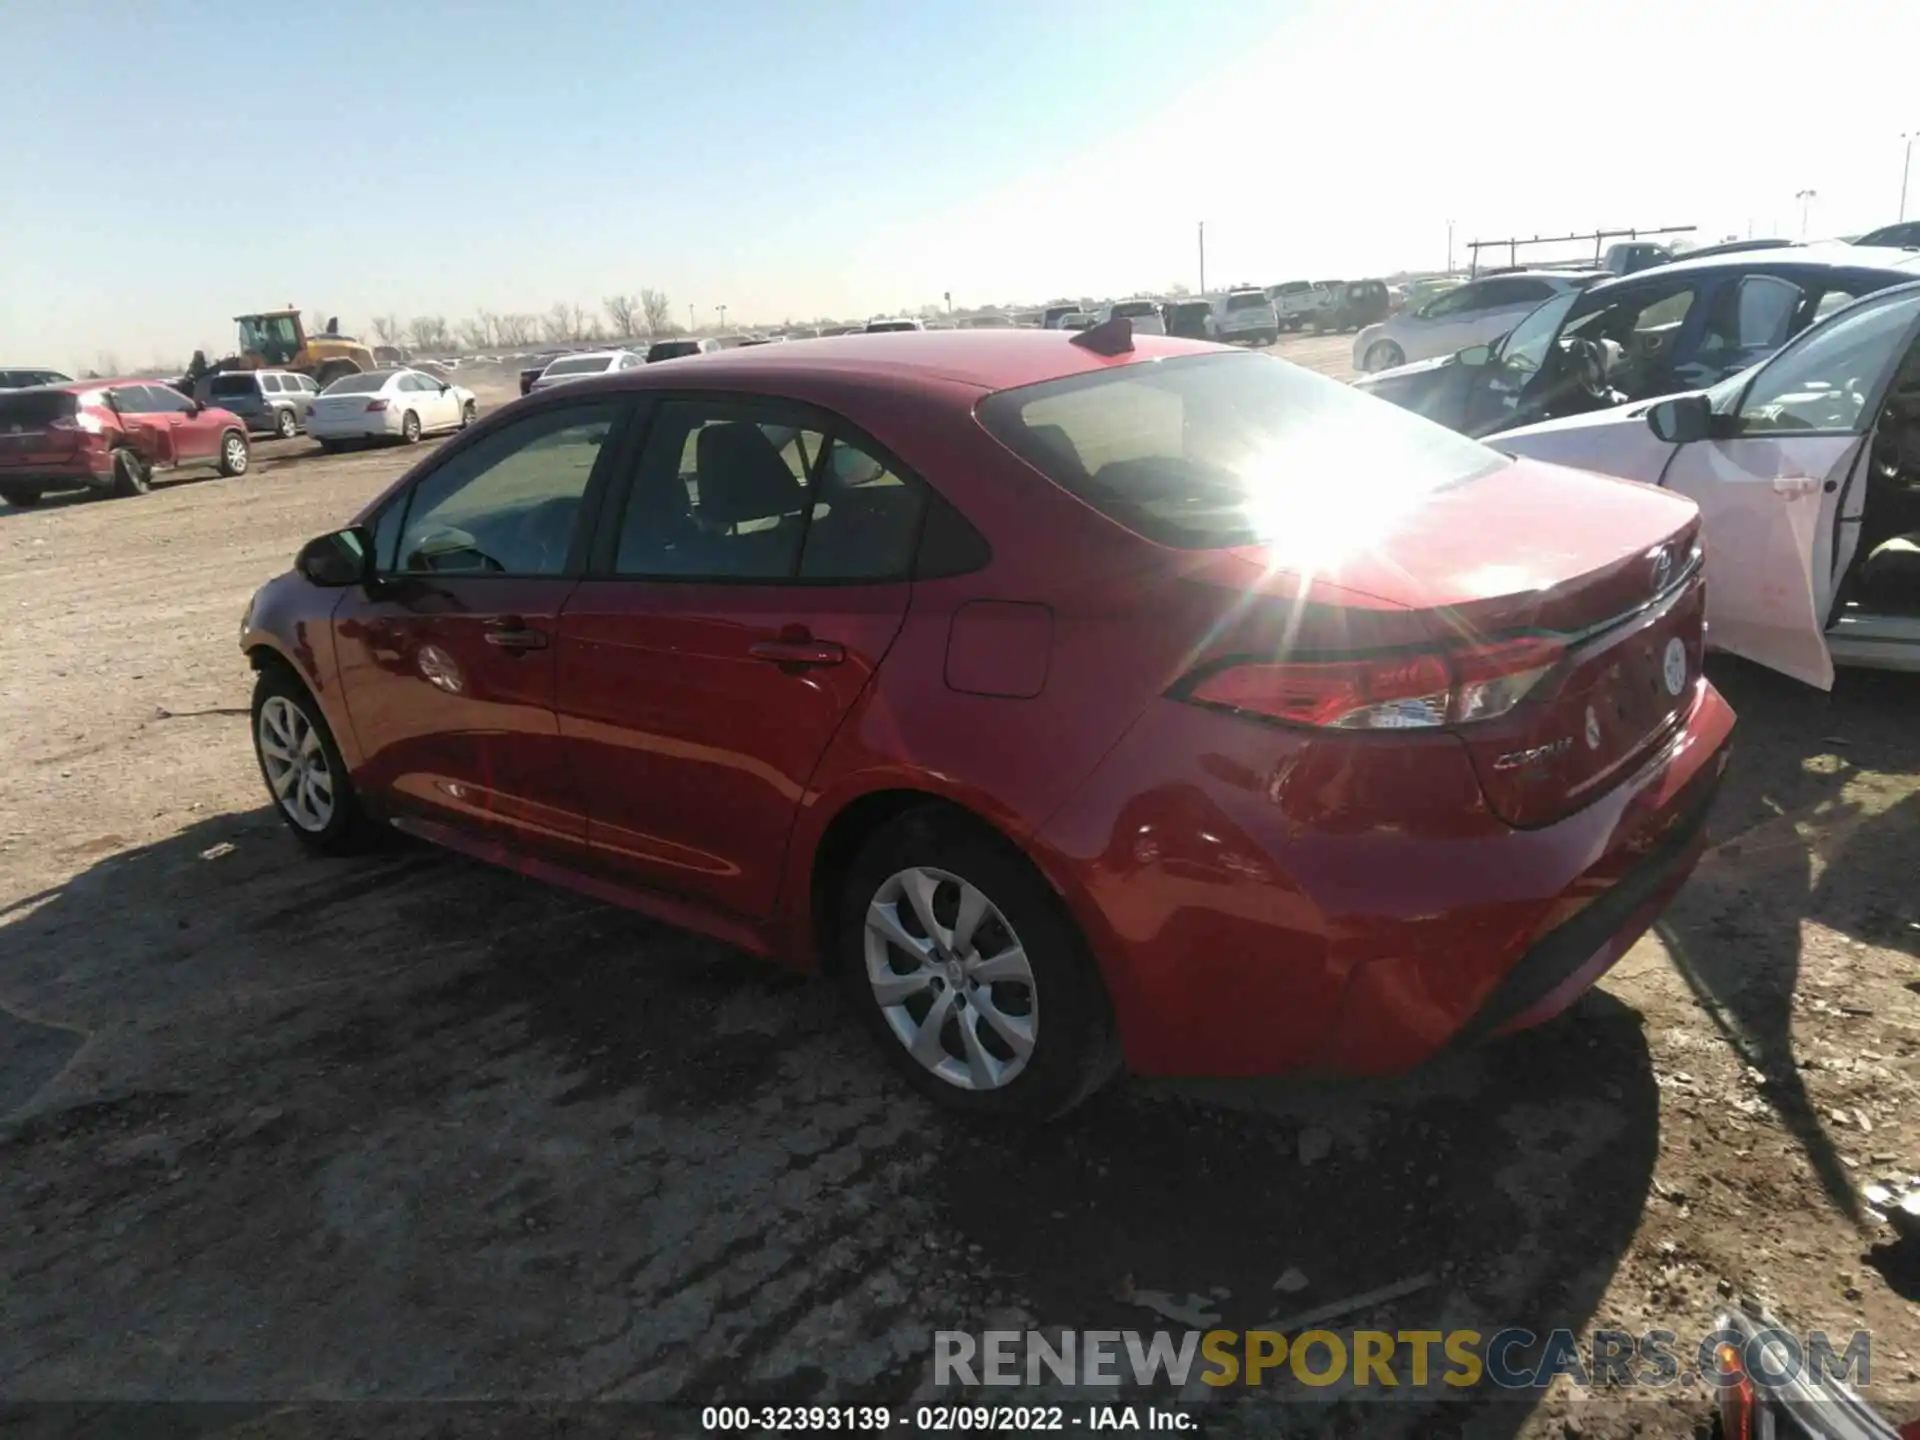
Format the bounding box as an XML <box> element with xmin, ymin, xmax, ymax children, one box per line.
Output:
<box><xmin>1654</xmin><ymin>286</ymin><xmax>1920</xmax><ymax>690</ymax></box>
<box><xmin>108</xmin><ymin>385</ymin><xmax>179</xmax><ymax>469</ymax></box>
<box><xmin>1659</xmin><ymin>434</ymin><xmax>1863</xmax><ymax>688</ymax></box>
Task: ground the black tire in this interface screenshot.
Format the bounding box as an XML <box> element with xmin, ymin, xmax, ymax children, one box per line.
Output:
<box><xmin>250</xmin><ymin>664</ymin><xmax>380</xmax><ymax>856</ymax></box>
<box><xmin>274</xmin><ymin>407</ymin><xmax>298</xmax><ymax>440</ymax></box>
<box><xmin>836</xmin><ymin>805</ymin><xmax>1119</xmax><ymax>1121</ymax></box>
<box><xmin>400</xmin><ymin>410</ymin><xmax>421</xmax><ymax>444</ymax></box>
<box><xmin>318</xmin><ymin>439</ymin><xmax>342</xmax><ymax>455</ymax></box>
<box><xmin>460</xmin><ymin>400</ymin><xmax>477</xmax><ymax>428</ymax></box>
<box><xmin>110</xmin><ymin>447</ymin><xmax>150</xmax><ymax>498</ymax></box>
<box><xmin>1</xmin><ymin>485</ymin><xmax>44</xmax><ymax>508</ymax></box>
<box><xmin>217</xmin><ymin>429</ymin><xmax>250</xmax><ymax>477</ymax></box>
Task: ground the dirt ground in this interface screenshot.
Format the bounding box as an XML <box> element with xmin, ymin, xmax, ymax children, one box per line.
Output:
<box><xmin>2</xmin><ymin>343</ymin><xmax>1917</xmax><ymax>1439</ymax></box>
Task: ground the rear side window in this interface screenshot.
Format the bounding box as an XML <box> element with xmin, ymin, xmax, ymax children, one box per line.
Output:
<box><xmin>0</xmin><ymin>390</ymin><xmax>77</xmax><ymax>426</ymax></box>
<box><xmin>210</xmin><ymin>374</ymin><xmax>257</xmax><ymax>397</ymax></box>
<box><xmin>978</xmin><ymin>352</ymin><xmax>1506</xmax><ymax>550</ymax></box>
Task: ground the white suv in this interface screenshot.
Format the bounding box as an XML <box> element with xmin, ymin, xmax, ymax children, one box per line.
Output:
<box><xmin>1094</xmin><ymin>299</ymin><xmax>1167</xmax><ymax>335</ymax></box>
<box><xmin>1208</xmin><ymin>289</ymin><xmax>1280</xmax><ymax>346</ymax></box>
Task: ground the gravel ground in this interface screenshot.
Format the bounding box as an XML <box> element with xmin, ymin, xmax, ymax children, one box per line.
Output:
<box><xmin>1</xmin><ymin>347</ymin><xmax>1916</xmax><ymax>1439</ymax></box>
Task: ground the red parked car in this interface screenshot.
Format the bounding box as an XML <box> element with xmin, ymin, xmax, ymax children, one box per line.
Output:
<box><xmin>239</xmin><ymin>326</ymin><xmax>1734</xmax><ymax>1118</ymax></box>
<box><xmin>0</xmin><ymin>379</ymin><xmax>250</xmax><ymax>506</ymax></box>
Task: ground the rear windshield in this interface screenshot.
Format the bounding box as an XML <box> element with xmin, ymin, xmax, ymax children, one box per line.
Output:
<box><xmin>1111</xmin><ymin>302</ymin><xmax>1158</xmax><ymax>318</ymax></box>
<box><xmin>647</xmin><ymin>341</ymin><xmax>699</xmax><ymax>360</ymax></box>
<box><xmin>543</xmin><ymin>355</ymin><xmax>613</xmax><ymax>376</ymax></box>
<box><xmin>1225</xmin><ymin>291</ymin><xmax>1271</xmax><ymax>311</ymax></box>
<box><xmin>0</xmin><ymin>390</ymin><xmax>77</xmax><ymax>426</ymax></box>
<box><xmin>210</xmin><ymin>374</ymin><xmax>259</xmax><ymax>397</ymax></box>
<box><xmin>1173</xmin><ymin>302</ymin><xmax>1212</xmax><ymax>319</ymax></box>
<box><xmin>977</xmin><ymin>352</ymin><xmax>1507</xmax><ymax>550</ymax></box>
<box><xmin>1275</xmin><ymin>281</ymin><xmax>1312</xmax><ymax>295</ymax></box>
<box><xmin>323</xmin><ymin>372</ymin><xmax>390</xmax><ymax>395</ymax></box>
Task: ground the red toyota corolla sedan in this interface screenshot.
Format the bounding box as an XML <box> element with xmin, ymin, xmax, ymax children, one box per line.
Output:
<box><xmin>240</xmin><ymin>324</ymin><xmax>1734</xmax><ymax>1118</ymax></box>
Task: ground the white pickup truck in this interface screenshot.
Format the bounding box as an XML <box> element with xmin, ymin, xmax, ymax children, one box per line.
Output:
<box><xmin>1266</xmin><ymin>280</ymin><xmax>1329</xmax><ymax>332</ymax></box>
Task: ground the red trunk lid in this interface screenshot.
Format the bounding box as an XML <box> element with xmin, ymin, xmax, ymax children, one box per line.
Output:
<box><xmin>1188</xmin><ymin>458</ymin><xmax>1707</xmax><ymax>827</ymax></box>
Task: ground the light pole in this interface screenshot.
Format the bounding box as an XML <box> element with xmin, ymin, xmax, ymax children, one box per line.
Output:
<box><xmin>1903</xmin><ymin>132</ymin><xmax>1916</xmax><ymax>221</ymax></box>
<box><xmin>1446</xmin><ymin>219</ymin><xmax>1454</xmax><ymax>275</ymax></box>
<box><xmin>689</xmin><ymin>303</ymin><xmax>696</xmax><ymax>331</ymax></box>
<box><xmin>1795</xmin><ymin>188</ymin><xmax>1817</xmax><ymax>240</ymax></box>
<box><xmin>1197</xmin><ymin>221</ymin><xmax>1206</xmax><ymax>296</ymax></box>
<box><xmin>717</xmin><ymin>304</ymin><xmax>728</xmax><ymax>332</ymax></box>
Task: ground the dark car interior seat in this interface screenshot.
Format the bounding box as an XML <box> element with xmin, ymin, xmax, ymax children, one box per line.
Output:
<box><xmin>691</xmin><ymin>422</ymin><xmax>808</xmax><ymax>571</ymax></box>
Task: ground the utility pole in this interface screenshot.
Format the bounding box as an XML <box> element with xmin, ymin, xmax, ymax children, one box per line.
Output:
<box><xmin>1903</xmin><ymin>133</ymin><xmax>1916</xmax><ymax>221</ymax></box>
<box><xmin>944</xmin><ymin>291</ymin><xmax>952</xmax><ymax>314</ymax></box>
<box><xmin>717</xmin><ymin>304</ymin><xmax>728</xmax><ymax>332</ymax></box>
<box><xmin>1197</xmin><ymin>221</ymin><xmax>1206</xmax><ymax>296</ymax></box>
<box><xmin>1795</xmin><ymin>189</ymin><xmax>1817</xmax><ymax>240</ymax></box>
<box><xmin>1446</xmin><ymin>219</ymin><xmax>1454</xmax><ymax>275</ymax></box>
<box><xmin>689</xmin><ymin>303</ymin><xmax>696</xmax><ymax>331</ymax></box>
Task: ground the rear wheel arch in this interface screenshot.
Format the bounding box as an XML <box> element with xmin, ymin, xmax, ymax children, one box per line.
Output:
<box><xmin>808</xmin><ymin>789</ymin><xmax>1071</xmax><ymax>974</ymax></box>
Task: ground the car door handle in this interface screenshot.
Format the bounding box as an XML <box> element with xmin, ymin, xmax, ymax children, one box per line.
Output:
<box><xmin>484</xmin><ymin>619</ymin><xmax>549</xmax><ymax>651</ymax></box>
<box><xmin>749</xmin><ymin>637</ymin><xmax>845</xmax><ymax>667</ymax></box>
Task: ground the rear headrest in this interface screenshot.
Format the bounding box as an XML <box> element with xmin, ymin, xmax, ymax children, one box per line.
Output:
<box><xmin>696</xmin><ymin>423</ymin><xmax>804</xmax><ymax>525</ymax></box>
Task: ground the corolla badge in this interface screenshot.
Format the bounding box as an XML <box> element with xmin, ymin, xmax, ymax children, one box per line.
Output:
<box><xmin>417</xmin><ymin>643</ymin><xmax>465</xmax><ymax>694</ymax></box>
<box><xmin>1662</xmin><ymin>637</ymin><xmax>1688</xmax><ymax>697</ymax></box>
<box><xmin>1491</xmin><ymin>736</ymin><xmax>1574</xmax><ymax>772</ymax></box>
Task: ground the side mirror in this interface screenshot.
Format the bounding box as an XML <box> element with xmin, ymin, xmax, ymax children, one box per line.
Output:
<box><xmin>185</xmin><ymin>398</ymin><xmax>203</xmax><ymax>415</ymax></box>
<box><xmin>1456</xmin><ymin>343</ymin><xmax>1494</xmax><ymax>368</ymax></box>
<box><xmin>1646</xmin><ymin>393</ymin><xmax>1713</xmax><ymax>445</ymax></box>
<box><xmin>296</xmin><ymin>527</ymin><xmax>373</xmax><ymax>588</ymax></box>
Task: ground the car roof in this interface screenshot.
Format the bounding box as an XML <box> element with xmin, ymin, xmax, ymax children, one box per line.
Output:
<box><xmin>1601</xmin><ymin>241</ymin><xmax>1920</xmax><ymax>284</ymax></box>
<box><xmin>533</xmin><ymin>328</ymin><xmax>1228</xmax><ymax>398</ymax></box>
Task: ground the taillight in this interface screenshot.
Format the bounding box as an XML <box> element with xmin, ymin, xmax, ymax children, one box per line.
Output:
<box><xmin>1182</xmin><ymin>635</ymin><xmax>1565</xmax><ymax>731</ymax></box>
<box><xmin>49</xmin><ymin>411</ymin><xmax>105</xmax><ymax>434</ymax></box>
<box><xmin>365</xmin><ymin>399</ymin><xmax>389</xmax><ymax>412</ymax></box>
<box><xmin>1713</xmin><ymin>1343</ymin><xmax>1754</xmax><ymax>1440</ymax></box>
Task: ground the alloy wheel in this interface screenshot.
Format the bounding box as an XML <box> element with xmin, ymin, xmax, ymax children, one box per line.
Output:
<box><xmin>864</xmin><ymin>865</ymin><xmax>1037</xmax><ymax>1091</ymax></box>
<box><xmin>257</xmin><ymin>694</ymin><xmax>335</xmax><ymax>832</ymax></box>
<box><xmin>224</xmin><ymin>435</ymin><xmax>249</xmax><ymax>474</ymax></box>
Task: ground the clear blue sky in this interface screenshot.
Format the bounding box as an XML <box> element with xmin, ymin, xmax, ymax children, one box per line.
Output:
<box><xmin>6</xmin><ymin>0</ymin><xmax>1920</xmax><ymax>368</ymax></box>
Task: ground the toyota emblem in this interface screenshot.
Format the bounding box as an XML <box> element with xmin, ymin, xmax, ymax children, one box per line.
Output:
<box><xmin>1651</xmin><ymin>545</ymin><xmax>1674</xmax><ymax>593</ymax></box>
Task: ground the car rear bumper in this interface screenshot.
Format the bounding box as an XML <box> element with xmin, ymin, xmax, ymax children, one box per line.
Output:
<box><xmin>307</xmin><ymin>411</ymin><xmax>400</xmax><ymax>440</ymax></box>
<box><xmin>1035</xmin><ymin>677</ymin><xmax>1736</xmax><ymax>1077</ymax></box>
<box><xmin>0</xmin><ymin>458</ymin><xmax>114</xmax><ymax>491</ymax></box>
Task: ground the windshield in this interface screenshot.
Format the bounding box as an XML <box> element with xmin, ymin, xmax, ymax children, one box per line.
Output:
<box><xmin>1226</xmin><ymin>291</ymin><xmax>1271</xmax><ymax>312</ymax></box>
<box><xmin>1492</xmin><ymin>290</ymin><xmax>1582</xmax><ymax>375</ymax></box>
<box><xmin>322</xmin><ymin>372</ymin><xmax>390</xmax><ymax>395</ymax></box>
<box><xmin>237</xmin><ymin>314</ymin><xmax>300</xmax><ymax>365</ymax></box>
<box><xmin>977</xmin><ymin>352</ymin><xmax>1506</xmax><ymax>550</ymax></box>
<box><xmin>543</xmin><ymin>355</ymin><xmax>614</xmax><ymax>376</ymax></box>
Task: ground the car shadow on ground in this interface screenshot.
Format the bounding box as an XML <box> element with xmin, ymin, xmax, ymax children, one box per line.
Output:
<box><xmin>1654</xmin><ymin>656</ymin><xmax>1920</xmax><ymax>1222</ymax></box>
<box><xmin>0</xmin><ymin>804</ymin><xmax>1662</xmax><ymax>1435</ymax></box>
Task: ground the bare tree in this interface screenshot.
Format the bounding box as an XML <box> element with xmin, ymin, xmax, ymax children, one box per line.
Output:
<box><xmin>578</xmin><ymin>316</ymin><xmax>605</xmax><ymax>342</ymax></box>
<box><xmin>640</xmin><ymin>288</ymin><xmax>674</xmax><ymax>335</ymax></box>
<box><xmin>305</xmin><ymin>310</ymin><xmax>338</xmax><ymax>339</ymax></box>
<box><xmin>544</xmin><ymin>303</ymin><xmax>574</xmax><ymax>343</ymax></box>
<box><xmin>408</xmin><ymin>315</ymin><xmax>449</xmax><ymax>352</ymax></box>
<box><xmin>458</xmin><ymin>315</ymin><xmax>492</xmax><ymax>351</ymax></box>
<box><xmin>1166</xmin><ymin>282</ymin><xmax>1191</xmax><ymax>297</ymax></box>
<box><xmin>498</xmin><ymin>313</ymin><xmax>539</xmax><ymax>346</ymax></box>
<box><xmin>604</xmin><ymin>294</ymin><xmax>640</xmax><ymax>339</ymax></box>
<box><xmin>371</xmin><ymin>313</ymin><xmax>405</xmax><ymax>345</ymax></box>
<box><xmin>567</xmin><ymin>303</ymin><xmax>588</xmax><ymax>341</ymax></box>
<box><xmin>96</xmin><ymin>351</ymin><xmax>124</xmax><ymax>377</ymax></box>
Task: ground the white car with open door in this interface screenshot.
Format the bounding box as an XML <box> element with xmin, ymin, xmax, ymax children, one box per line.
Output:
<box><xmin>1353</xmin><ymin>271</ymin><xmax>1601</xmax><ymax>373</ymax></box>
<box><xmin>307</xmin><ymin>368</ymin><xmax>479</xmax><ymax>451</ymax></box>
<box><xmin>1494</xmin><ymin>282</ymin><xmax>1920</xmax><ymax>687</ymax></box>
